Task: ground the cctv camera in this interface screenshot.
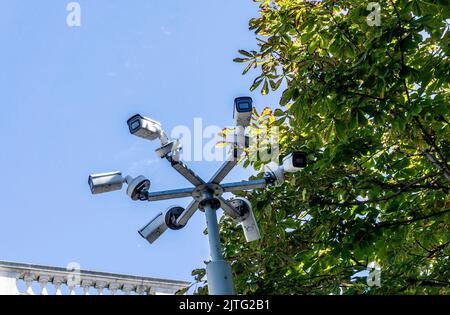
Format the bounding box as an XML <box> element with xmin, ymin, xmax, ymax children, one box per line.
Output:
<box><xmin>138</xmin><ymin>212</ymin><xmax>167</xmax><ymax>244</ymax></box>
<box><xmin>228</xmin><ymin>198</ymin><xmax>261</xmax><ymax>242</ymax></box>
<box><xmin>263</xmin><ymin>152</ymin><xmax>308</xmax><ymax>186</ymax></box>
<box><xmin>126</xmin><ymin>175</ymin><xmax>151</xmax><ymax>201</ymax></box>
<box><xmin>138</xmin><ymin>205</ymin><xmax>185</xmax><ymax>244</ymax></box>
<box><xmin>88</xmin><ymin>171</ymin><xmax>125</xmax><ymax>194</ymax></box>
<box><xmin>155</xmin><ymin>139</ymin><xmax>182</xmax><ymax>160</ymax></box>
<box><xmin>264</xmin><ymin>162</ymin><xmax>285</xmax><ymax>187</ymax></box>
<box><xmin>165</xmin><ymin>206</ymin><xmax>185</xmax><ymax>230</ymax></box>
<box><xmin>241</xmin><ymin>210</ymin><xmax>261</xmax><ymax>242</ymax></box>
<box><xmin>127</xmin><ymin>114</ymin><xmax>169</xmax><ymax>144</ymax></box>
<box><xmin>228</xmin><ymin>197</ymin><xmax>251</xmax><ymax>221</ymax></box>
<box><xmin>233</xmin><ymin>97</ymin><xmax>253</xmax><ymax>128</ymax></box>
<box><xmin>283</xmin><ymin>152</ymin><xmax>307</xmax><ymax>173</ymax></box>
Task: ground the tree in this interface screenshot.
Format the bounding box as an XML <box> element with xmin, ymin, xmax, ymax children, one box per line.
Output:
<box><xmin>192</xmin><ymin>0</ymin><xmax>449</xmax><ymax>294</ymax></box>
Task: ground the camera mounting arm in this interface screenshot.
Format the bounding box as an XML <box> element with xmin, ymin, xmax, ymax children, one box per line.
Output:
<box><xmin>145</xmin><ymin>187</ymin><xmax>195</xmax><ymax>201</ymax></box>
<box><xmin>167</xmin><ymin>157</ymin><xmax>205</xmax><ymax>187</ymax></box>
<box><xmin>218</xmin><ymin>197</ymin><xmax>244</xmax><ymax>221</ymax></box>
<box><xmin>175</xmin><ymin>199</ymin><xmax>201</xmax><ymax>227</ymax></box>
<box><xmin>209</xmin><ymin>145</ymin><xmax>244</xmax><ymax>185</ymax></box>
<box><xmin>221</xmin><ymin>179</ymin><xmax>268</xmax><ymax>192</ymax></box>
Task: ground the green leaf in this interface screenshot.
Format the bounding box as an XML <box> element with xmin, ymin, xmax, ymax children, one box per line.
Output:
<box><xmin>238</xmin><ymin>49</ymin><xmax>253</xmax><ymax>57</ymax></box>
<box><xmin>280</xmin><ymin>88</ymin><xmax>293</xmax><ymax>106</ymax></box>
<box><xmin>274</xmin><ymin>108</ymin><xmax>285</xmax><ymax>117</ymax></box>
<box><xmin>270</xmin><ymin>78</ymin><xmax>283</xmax><ymax>91</ymax></box>
<box><xmin>334</xmin><ymin>119</ymin><xmax>347</xmax><ymax>140</ymax></box>
<box><xmin>250</xmin><ymin>77</ymin><xmax>264</xmax><ymax>91</ymax></box>
<box><xmin>302</xmin><ymin>188</ymin><xmax>307</xmax><ymax>201</ymax></box>
<box><xmin>350</xmin><ymin>110</ymin><xmax>359</xmax><ymax>130</ymax></box>
<box><xmin>308</xmin><ymin>38</ymin><xmax>319</xmax><ymax>53</ymax></box>
<box><xmin>261</xmin><ymin>79</ymin><xmax>269</xmax><ymax>95</ymax></box>
<box><xmin>242</xmin><ymin>62</ymin><xmax>254</xmax><ymax>75</ymax></box>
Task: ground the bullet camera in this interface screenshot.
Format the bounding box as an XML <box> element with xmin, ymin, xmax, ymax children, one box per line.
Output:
<box><xmin>139</xmin><ymin>212</ymin><xmax>167</xmax><ymax>244</ymax></box>
<box><xmin>88</xmin><ymin>172</ymin><xmax>151</xmax><ymax>200</ymax></box>
<box><xmin>283</xmin><ymin>152</ymin><xmax>308</xmax><ymax>173</ymax></box>
<box><xmin>233</xmin><ymin>97</ymin><xmax>253</xmax><ymax>128</ymax></box>
<box><xmin>264</xmin><ymin>163</ymin><xmax>285</xmax><ymax>187</ymax></box>
<box><xmin>126</xmin><ymin>175</ymin><xmax>151</xmax><ymax>201</ymax></box>
<box><xmin>155</xmin><ymin>139</ymin><xmax>182</xmax><ymax>160</ymax></box>
<box><xmin>127</xmin><ymin>114</ymin><xmax>169</xmax><ymax>145</ymax></box>
<box><xmin>165</xmin><ymin>206</ymin><xmax>185</xmax><ymax>230</ymax></box>
<box><xmin>88</xmin><ymin>171</ymin><xmax>125</xmax><ymax>194</ymax></box>
<box><xmin>138</xmin><ymin>206</ymin><xmax>185</xmax><ymax>244</ymax></box>
<box><xmin>228</xmin><ymin>198</ymin><xmax>261</xmax><ymax>242</ymax></box>
<box><xmin>263</xmin><ymin>152</ymin><xmax>308</xmax><ymax>186</ymax></box>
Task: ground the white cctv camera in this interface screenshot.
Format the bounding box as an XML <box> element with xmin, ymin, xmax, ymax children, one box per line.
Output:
<box><xmin>138</xmin><ymin>206</ymin><xmax>185</xmax><ymax>244</ymax></box>
<box><xmin>228</xmin><ymin>197</ymin><xmax>261</xmax><ymax>242</ymax></box>
<box><xmin>233</xmin><ymin>97</ymin><xmax>253</xmax><ymax>128</ymax></box>
<box><xmin>264</xmin><ymin>162</ymin><xmax>285</xmax><ymax>187</ymax></box>
<box><xmin>138</xmin><ymin>212</ymin><xmax>167</xmax><ymax>244</ymax></box>
<box><xmin>282</xmin><ymin>152</ymin><xmax>308</xmax><ymax>173</ymax></box>
<box><xmin>88</xmin><ymin>172</ymin><xmax>151</xmax><ymax>200</ymax></box>
<box><xmin>125</xmin><ymin>175</ymin><xmax>151</xmax><ymax>201</ymax></box>
<box><xmin>263</xmin><ymin>152</ymin><xmax>308</xmax><ymax>186</ymax></box>
<box><xmin>155</xmin><ymin>139</ymin><xmax>182</xmax><ymax>161</ymax></box>
<box><xmin>88</xmin><ymin>171</ymin><xmax>125</xmax><ymax>194</ymax></box>
<box><xmin>127</xmin><ymin>114</ymin><xmax>169</xmax><ymax>145</ymax></box>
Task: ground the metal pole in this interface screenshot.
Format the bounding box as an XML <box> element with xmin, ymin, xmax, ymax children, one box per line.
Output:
<box><xmin>204</xmin><ymin>195</ymin><xmax>235</xmax><ymax>295</ymax></box>
<box><xmin>205</xmin><ymin>204</ymin><xmax>223</xmax><ymax>261</ymax></box>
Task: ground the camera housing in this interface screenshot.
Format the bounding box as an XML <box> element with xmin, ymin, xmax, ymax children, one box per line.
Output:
<box><xmin>264</xmin><ymin>162</ymin><xmax>285</xmax><ymax>187</ymax></box>
<box><xmin>283</xmin><ymin>152</ymin><xmax>308</xmax><ymax>173</ymax></box>
<box><xmin>165</xmin><ymin>206</ymin><xmax>185</xmax><ymax>230</ymax></box>
<box><xmin>127</xmin><ymin>114</ymin><xmax>168</xmax><ymax>144</ymax></box>
<box><xmin>88</xmin><ymin>171</ymin><xmax>124</xmax><ymax>194</ymax></box>
<box><xmin>138</xmin><ymin>212</ymin><xmax>167</xmax><ymax>244</ymax></box>
<box><xmin>233</xmin><ymin>97</ymin><xmax>253</xmax><ymax>127</ymax></box>
<box><xmin>126</xmin><ymin>175</ymin><xmax>151</xmax><ymax>201</ymax></box>
<box><xmin>241</xmin><ymin>209</ymin><xmax>261</xmax><ymax>242</ymax></box>
<box><xmin>228</xmin><ymin>197</ymin><xmax>261</xmax><ymax>242</ymax></box>
<box><xmin>155</xmin><ymin>139</ymin><xmax>181</xmax><ymax>160</ymax></box>
<box><xmin>138</xmin><ymin>205</ymin><xmax>185</xmax><ymax>244</ymax></box>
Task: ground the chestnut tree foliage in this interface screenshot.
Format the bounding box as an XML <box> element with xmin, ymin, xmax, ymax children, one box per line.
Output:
<box><xmin>191</xmin><ymin>0</ymin><xmax>449</xmax><ymax>294</ymax></box>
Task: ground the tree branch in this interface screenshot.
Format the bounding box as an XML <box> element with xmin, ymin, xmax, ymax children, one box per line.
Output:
<box><xmin>377</xmin><ymin>209</ymin><xmax>450</xmax><ymax>229</ymax></box>
<box><xmin>323</xmin><ymin>172</ymin><xmax>440</xmax><ymax>207</ymax></box>
<box><xmin>427</xmin><ymin>240</ymin><xmax>450</xmax><ymax>258</ymax></box>
<box><xmin>424</xmin><ymin>151</ymin><xmax>450</xmax><ymax>182</ymax></box>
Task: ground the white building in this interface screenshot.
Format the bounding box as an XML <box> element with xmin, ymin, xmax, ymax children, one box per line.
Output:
<box><xmin>0</xmin><ymin>261</ymin><xmax>189</xmax><ymax>295</ymax></box>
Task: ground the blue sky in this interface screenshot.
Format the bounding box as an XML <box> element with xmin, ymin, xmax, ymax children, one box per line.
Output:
<box><xmin>0</xmin><ymin>0</ymin><xmax>283</xmax><ymax>283</ymax></box>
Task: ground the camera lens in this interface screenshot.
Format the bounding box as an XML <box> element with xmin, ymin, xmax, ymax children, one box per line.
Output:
<box><xmin>131</xmin><ymin>120</ymin><xmax>140</xmax><ymax>131</ymax></box>
<box><xmin>293</xmin><ymin>153</ymin><xmax>307</xmax><ymax>167</ymax></box>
